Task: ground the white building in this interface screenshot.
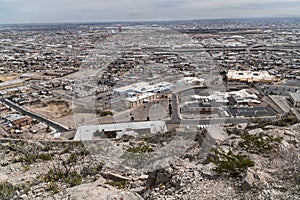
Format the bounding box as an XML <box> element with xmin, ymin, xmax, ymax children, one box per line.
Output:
<box><xmin>227</xmin><ymin>70</ymin><xmax>275</xmax><ymax>83</ymax></box>
<box><xmin>113</xmin><ymin>81</ymin><xmax>171</xmax><ymax>96</ymax></box>
<box><xmin>74</xmin><ymin>121</ymin><xmax>168</xmax><ymax>141</ymax></box>
<box><xmin>125</xmin><ymin>92</ymin><xmax>157</xmax><ymax>108</ymax></box>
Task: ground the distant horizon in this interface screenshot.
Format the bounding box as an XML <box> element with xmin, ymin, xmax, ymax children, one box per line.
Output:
<box><xmin>1</xmin><ymin>16</ymin><xmax>300</xmax><ymax>26</ymax></box>
<box><xmin>1</xmin><ymin>0</ymin><xmax>300</xmax><ymax>25</ymax></box>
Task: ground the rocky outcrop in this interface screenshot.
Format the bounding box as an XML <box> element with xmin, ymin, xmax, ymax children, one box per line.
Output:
<box><xmin>55</xmin><ymin>178</ymin><xmax>143</xmax><ymax>200</ymax></box>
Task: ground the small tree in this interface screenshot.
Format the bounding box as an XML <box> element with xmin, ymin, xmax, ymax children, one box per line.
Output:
<box><xmin>46</xmin><ymin>126</ymin><xmax>52</xmax><ymax>133</ymax></box>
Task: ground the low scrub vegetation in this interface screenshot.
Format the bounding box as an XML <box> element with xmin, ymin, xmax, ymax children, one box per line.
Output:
<box><xmin>208</xmin><ymin>148</ymin><xmax>255</xmax><ymax>177</ymax></box>
<box><xmin>106</xmin><ymin>180</ymin><xmax>127</xmax><ymax>189</ymax></box>
<box><xmin>239</xmin><ymin>134</ymin><xmax>282</xmax><ymax>154</ymax></box>
<box><xmin>252</xmin><ymin>114</ymin><xmax>299</xmax><ymax>129</ymax></box>
<box><xmin>127</xmin><ymin>145</ymin><xmax>154</xmax><ymax>154</ymax></box>
<box><xmin>0</xmin><ymin>181</ymin><xmax>30</xmax><ymax>200</ymax></box>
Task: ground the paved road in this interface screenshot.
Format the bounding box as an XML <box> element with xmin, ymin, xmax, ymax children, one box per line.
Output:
<box><xmin>167</xmin><ymin>93</ymin><xmax>181</xmax><ymax>124</ymax></box>
<box><xmin>1</xmin><ymin>99</ymin><xmax>69</xmax><ymax>132</ymax></box>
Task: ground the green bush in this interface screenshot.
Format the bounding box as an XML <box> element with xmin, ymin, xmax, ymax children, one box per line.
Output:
<box><xmin>0</xmin><ymin>182</ymin><xmax>16</xmax><ymax>200</ymax></box>
<box><xmin>44</xmin><ymin>169</ymin><xmax>82</xmax><ymax>187</ymax></box>
<box><xmin>44</xmin><ymin>169</ymin><xmax>64</xmax><ymax>182</ymax></box>
<box><xmin>0</xmin><ymin>182</ymin><xmax>30</xmax><ymax>200</ymax></box>
<box><xmin>46</xmin><ymin>126</ymin><xmax>52</xmax><ymax>133</ymax></box>
<box><xmin>106</xmin><ymin>180</ymin><xmax>127</xmax><ymax>189</ymax></box>
<box><xmin>127</xmin><ymin>145</ymin><xmax>154</xmax><ymax>154</ymax></box>
<box><xmin>253</xmin><ymin>114</ymin><xmax>298</xmax><ymax>128</ymax></box>
<box><xmin>38</xmin><ymin>153</ymin><xmax>52</xmax><ymax>161</ymax></box>
<box><xmin>100</xmin><ymin>110</ymin><xmax>113</xmax><ymax>116</ymax></box>
<box><xmin>209</xmin><ymin>148</ymin><xmax>254</xmax><ymax>177</ymax></box>
<box><xmin>47</xmin><ymin>181</ymin><xmax>60</xmax><ymax>194</ymax></box>
<box><xmin>65</xmin><ymin>171</ymin><xmax>82</xmax><ymax>187</ymax></box>
<box><xmin>81</xmin><ymin>163</ymin><xmax>104</xmax><ymax>178</ymax></box>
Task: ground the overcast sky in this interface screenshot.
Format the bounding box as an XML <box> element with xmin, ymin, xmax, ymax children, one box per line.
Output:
<box><xmin>0</xmin><ymin>0</ymin><xmax>300</xmax><ymax>24</ymax></box>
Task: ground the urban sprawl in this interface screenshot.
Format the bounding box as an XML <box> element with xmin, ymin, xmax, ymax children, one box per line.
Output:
<box><xmin>0</xmin><ymin>18</ymin><xmax>300</xmax><ymax>141</ymax></box>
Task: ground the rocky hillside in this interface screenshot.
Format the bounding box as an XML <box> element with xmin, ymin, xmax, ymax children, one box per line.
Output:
<box><xmin>0</xmin><ymin>123</ymin><xmax>299</xmax><ymax>199</ymax></box>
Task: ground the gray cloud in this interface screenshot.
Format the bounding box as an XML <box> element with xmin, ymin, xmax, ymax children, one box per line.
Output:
<box><xmin>0</xmin><ymin>0</ymin><xmax>299</xmax><ymax>23</ymax></box>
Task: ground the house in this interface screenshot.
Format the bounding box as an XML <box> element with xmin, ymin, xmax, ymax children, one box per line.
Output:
<box><xmin>12</xmin><ymin>116</ymin><xmax>32</xmax><ymax>129</ymax></box>
<box><xmin>2</xmin><ymin>113</ymin><xmax>32</xmax><ymax>129</ymax></box>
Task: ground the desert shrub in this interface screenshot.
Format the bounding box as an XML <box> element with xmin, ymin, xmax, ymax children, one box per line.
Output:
<box><xmin>106</xmin><ymin>180</ymin><xmax>127</xmax><ymax>189</ymax></box>
<box><xmin>44</xmin><ymin>168</ymin><xmax>82</xmax><ymax>187</ymax></box>
<box><xmin>65</xmin><ymin>171</ymin><xmax>82</xmax><ymax>187</ymax></box>
<box><xmin>209</xmin><ymin>148</ymin><xmax>254</xmax><ymax>177</ymax></box>
<box><xmin>143</xmin><ymin>131</ymin><xmax>176</xmax><ymax>144</ymax></box>
<box><xmin>239</xmin><ymin>134</ymin><xmax>282</xmax><ymax>154</ymax></box>
<box><xmin>44</xmin><ymin>146</ymin><xmax>94</xmax><ymax>188</ymax></box>
<box><xmin>100</xmin><ymin>110</ymin><xmax>113</xmax><ymax>116</ymax></box>
<box><xmin>0</xmin><ymin>182</ymin><xmax>30</xmax><ymax>200</ymax></box>
<box><xmin>0</xmin><ymin>182</ymin><xmax>16</xmax><ymax>200</ymax></box>
<box><xmin>47</xmin><ymin>181</ymin><xmax>60</xmax><ymax>194</ymax></box>
<box><xmin>81</xmin><ymin>163</ymin><xmax>104</xmax><ymax>178</ymax></box>
<box><xmin>39</xmin><ymin>153</ymin><xmax>53</xmax><ymax>161</ymax></box>
<box><xmin>127</xmin><ymin>145</ymin><xmax>154</xmax><ymax>154</ymax></box>
<box><xmin>252</xmin><ymin>114</ymin><xmax>299</xmax><ymax>129</ymax></box>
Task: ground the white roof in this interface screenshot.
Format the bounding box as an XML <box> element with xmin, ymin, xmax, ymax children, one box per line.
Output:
<box><xmin>0</xmin><ymin>79</ymin><xmax>24</xmax><ymax>89</ymax></box>
<box><xmin>227</xmin><ymin>70</ymin><xmax>274</xmax><ymax>82</ymax></box>
<box><xmin>74</xmin><ymin>121</ymin><xmax>168</xmax><ymax>141</ymax></box>
<box><xmin>0</xmin><ymin>86</ymin><xmax>28</xmax><ymax>95</ymax></box>
<box><xmin>2</xmin><ymin>113</ymin><xmax>24</xmax><ymax>122</ymax></box>
<box><xmin>114</xmin><ymin>81</ymin><xmax>171</xmax><ymax>94</ymax></box>
<box><xmin>181</xmin><ymin>77</ymin><xmax>204</xmax><ymax>84</ymax></box>
<box><xmin>186</xmin><ymin>89</ymin><xmax>260</xmax><ymax>104</ymax></box>
<box><xmin>126</xmin><ymin>92</ymin><xmax>156</xmax><ymax>102</ymax></box>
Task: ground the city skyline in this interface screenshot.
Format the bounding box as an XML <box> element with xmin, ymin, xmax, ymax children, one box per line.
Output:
<box><xmin>0</xmin><ymin>0</ymin><xmax>300</xmax><ymax>24</ymax></box>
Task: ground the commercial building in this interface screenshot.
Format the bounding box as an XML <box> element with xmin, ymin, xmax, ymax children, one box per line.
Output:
<box><xmin>113</xmin><ymin>81</ymin><xmax>171</xmax><ymax>96</ymax></box>
<box><xmin>0</xmin><ymin>79</ymin><xmax>24</xmax><ymax>91</ymax></box>
<box><xmin>227</xmin><ymin>70</ymin><xmax>275</xmax><ymax>83</ymax></box>
<box><xmin>74</xmin><ymin>121</ymin><xmax>168</xmax><ymax>141</ymax></box>
<box><xmin>125</xmin><ymin>92</ymin><xmax>157</xmax><ymax>108</ymax></box>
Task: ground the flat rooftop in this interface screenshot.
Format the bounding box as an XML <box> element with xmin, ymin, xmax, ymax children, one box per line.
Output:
<box><xmin>0</xmin><ymin>79</ymin><xmax>24</xmax><ymax>89</ymax></box>
<box><xmin>74</xmin><ymin>121</ymin><xmax>168</xmax><ymax>141</ymax></box>
<box><xmin>227</xmin><ymin>70</ymin><xmax>274</xmax><ymax>82</ymax></box>
<box><xmin>114</xmin><ymin>81</ymin><xmax>171</xmax><ymax>94</ymax></box>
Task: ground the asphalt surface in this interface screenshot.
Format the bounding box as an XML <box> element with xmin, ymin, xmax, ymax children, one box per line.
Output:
<box><xmin>1</xmin><ymin>98</ymin><xmax>69</xmax><ymax>132</ymax></box>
